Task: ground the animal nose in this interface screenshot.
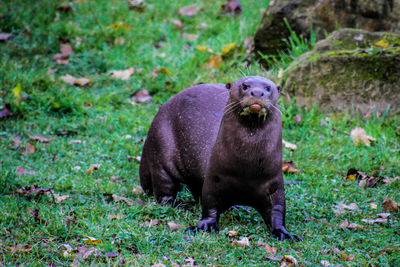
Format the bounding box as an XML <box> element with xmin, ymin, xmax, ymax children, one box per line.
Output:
<box><xmin>250</xmin><ymin>89</ymin><xmax>264</xmax><ymax>97</ymax></box>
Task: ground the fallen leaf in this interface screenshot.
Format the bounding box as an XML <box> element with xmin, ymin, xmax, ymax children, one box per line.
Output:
<box><xmin>104</xmin><ymin>193</ymin><xmax>134</xmax><ymax>206</ymax></box>
<box><xmin>60</xmin><ymin>44</ymin><xmax>73</xmax><ymax>55</ymax></box>
<box><xmin>375</xmin><ymin>39</ymin><xmax>389</xmax><ymax>48</ymax></box>
<box><xmin>362</xmin><ymin>213</ymin><xmax>390</xmax><ymax>224</ymax></box>
<box><xmin>221</xmin><ymin>42</ymin><xmax>236</xmax><ymax>55</ymax></box>
<box><xmin>61</xmin><ymin>74</ymin><xmax>91</xmax><ymax>86</ymax></box>
<box><xmin>171</xmin><ymin>19</ymin><xmax>183</xmax><ymax>28</ymax></box>
<box><xmin>350</xmin><ymin>127</ymin><xmax>376</xmax><ymax>146</ymax></box>
<box><xmin>12</xmin><ymin>137</ymin><xmax>21</xmax><ymax>147</ymax></box>
<box><xmin>150</xmin><ymin>263</ymin><xmax>166</xmax><ymax>267</ymax></box>
<box><xmin>30</xmin><ymin>135</ymin><xmax>53</xmax><ymax>143</ymax></box>
<box><xmin>382</xmin><ymin>176</ymin><xmax>400</xmax><ymax>184</ymax></box>
<box><xmin>370</xmin><ymin>203</ymin><xmax>378</xmax><ymax>209</ymax></box>
<box><xmin>182</xmin><ymin>33</ymin><xmax>198</xmax><ymax>40</ymax></box>
<box><xmin>108</xmin><ymin>212</ymin><xmax>123</xmax><ymax>220</ymax></box>
<box><xmin>132</xmin><ymin>185</ymin><xmax>143</xmax><ymax>194</ymax></box>
<box><xmin>243</xmin><ymin>36</ymin><xmax>254</xmax><ymax>55</ymax></box>
<box><xmin>382</xmin><ymin>196</ymin><xmax>399</xmax><ymax>212</ymax></box>
<box><xmin>167</xmin><ymin>221</ymin><xmax>181</xmax><ymax>231</ymax></box>
<box><xmin>227</xmin><ymin>230</ymin><xmax>237</xmax><ymax>237</ymax></box>
<box><xmin>105</xmin><ymin>251</ymin><xmax>119</xmax><ymax>258</ymax></box>
<box><xmin>86</xmin><ymin>164</ymin><xmax>101</xmax><ymax>174</ymax></box>
<box><xmin>70</xmin><ymin>139</ymin><xmax>82</xmax><ymax>144</ymax></box>
<box><xmin>16</xmin><ymin>185</ymin><xmax>52</xmax><ymax>196</ymax></box>
<box><xmin>114</xmin><ymin>37</ymin><xmax>126</xmax><ymax>45</ymax></box>
<box><xmin>232</xmin><ymin>237</ymin><xmax>249</xmax><ymax>247</ymax></box>
<box><xmin>334</xmin><ymin>203</ymin><xmax>358</xmax><ymax>214</ymax></box>
<box><xmin>6</xmin><ymin>243</ymin><xmax>32</xmax><ymax>253</ymax></box>
<box><xmin>320</xmin><ymin>260</ymin><xmax>330</xmax><ymax>266</ymax></box>
<box><xmin>16</xmin><ymin>166</ymin><xmax>36</xmax><ymax>175</ymax></box>
<box><xmin>282</xmin><ymin>160</ymin><xmax>299</xmax><ymax>173</ymax></box>
<box><xmin>178</xmin><ymin>5</ymin><xmax>198</xmax><ymax>16</ymax></box>
<box><xmin>203</xmin><ymin>55</ymin><xmax>222</xmax><ymax>68</ymax></box>
<box><xmin>221</xmin><ymin>0</ymin><xmax>242</xmax><ymax>16</ymax></box>
<box><xmin>57</xmin><ymin>2</ymin><xmax>74</xmax><ymax>12</ymax></box>
<box><xmin>195</xmin><ymin>45</ymin><xmax>213</xmax><ymax>53</ymax></box>
<box><xmin>108</xmin><ymin>67</ymin><xmax>135</xmax><ymax>80</ymax></box>
<box><xmin>53</xmin><ymin>44</ymin><xmax>73</xmax><ymax>65</ymax></box>
<box><xmin>282</xmin><ymin>139</ymin><xmax>297</xmax><ymax>150</ymax></box>
<box><xmin>25</xmin><ymin>142</ymin><xmax>36</xmax><ymax>154</ymax></box>
<box><xmin>110</xmin><ymin>21</ymin><xmax>131</xmax><ymax>30</ymax></box>
<box><xmin>127</xmin><ymin>155</ymin><xmax>141</xmax><ymax>162</ymax></box>
<box><xmin>281</xmin><ymin>255</ymin><xmax>298</xmax><ymax>266</ymax></box>
<box><xmin>54</xmin><ymin>193</ymin><xmax>70</xmax><ymax>203</ymax></box>
<box><xmin>155</xmin><ymin>66</ymin><xmax>171</xmax><ymax>75</ymax></box>
<box><xmin>0</xmin><ymin>33</ymin><xmax>13</xmax><ymax>41</ymax></box>
<box><xmin>13</xmin><ymin>83</ymin><xmax>22</xmax><ymax>101</ymax></box>
<box><xmin>130</xmin><ymin>89</ymin><xmax>152</xmax><ymax>103</ymax></box>
<box><xmin>83</xmin><ymin>236</ymin><xmax>102</xmax><ymax>246</ymax></box>
<box><xmin>293</xmin><ymin>115</ymin><xmax>302</xmax><ymax>122</ymax></box>
<box><xmin>264</xmin><ymin>243</ymin><xmax>278</xmax><ymax>255</ymax></box>
<box><xmin>339</xmin><ymin>220</ymin><xmax>364</xmax><ymax>229</ymax></box>
<box><xmin>28</xmin><ymin>208</ymin><xmax>46</xmax><ymax>224</ymax></box>
<box><xmin>0</xmin><ymin>103</ymin><xmax>13</xmax><ymax>118</ymax></box>
<box><xmin>128</xmin><ymin>0</ymin><xmax>146</xmax><ymax>12</ymax></box>
<box><xmin>142</xmin><ymin>219</ymin><xmax>159</xmax><ymax>227</ymax></box>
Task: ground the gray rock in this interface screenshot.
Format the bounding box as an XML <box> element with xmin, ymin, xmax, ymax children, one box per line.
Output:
<box><xmin>282</xmin><ymin>29</ymin><xmax>400</xmax><ymax>114</ymax></box>
<box><xmin>254</xmin><ymin>0</ymin><xmax>400</xmax><ymax>63</ymax></box>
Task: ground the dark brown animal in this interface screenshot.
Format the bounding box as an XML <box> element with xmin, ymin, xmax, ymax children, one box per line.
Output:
<box><xmin>139</xmin><ymin>76</ymin><xmax>300</xmax><ymax>240</ymax></box>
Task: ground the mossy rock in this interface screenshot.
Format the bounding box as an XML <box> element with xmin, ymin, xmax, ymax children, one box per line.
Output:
<box><xmin>254</xmin><ymin>0</ymin><xmax>400</xmax><ymax>66</ymax></box>
<box><xmin>282</xmin><ymin>29</ymin><xmax>400</xmax><ymax>114</ymax></box>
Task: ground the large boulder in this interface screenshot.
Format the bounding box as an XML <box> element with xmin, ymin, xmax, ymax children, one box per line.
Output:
<box><xmin>282</xmin><ymin>29</ymin><xmax>400</xmax><ymax>114</ymax></box>
<box><xmin>254</xmin><ymin>0</ymin><xmax>400</xmax><ymax>62</ymax></box>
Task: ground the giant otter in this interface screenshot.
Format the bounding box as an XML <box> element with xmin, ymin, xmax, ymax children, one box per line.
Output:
<box><xmin>139</xmin><ymin>76</ymin><xmax>300</xmax><ymax>240</ymax></box>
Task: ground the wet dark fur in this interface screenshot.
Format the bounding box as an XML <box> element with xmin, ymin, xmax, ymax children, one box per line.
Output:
<box><xmin>139</xmin><ymin>76</ymin><xmax>300</xmax><ymax>240</ymax></box>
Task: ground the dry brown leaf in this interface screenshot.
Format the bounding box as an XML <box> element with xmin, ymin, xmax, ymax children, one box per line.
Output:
<box><xmin>105</xmin><ymin>251</ymin><xmax>119</xmax><ymax>258</ymax></box>
<box><xmin>293</xmin><ymin>115</ymin><xmax>302</xmax><ymax>123</ymax></box>
<box><xmin>339</xmin><ymin>220</ymin><xmax>364</xmax><ymax>229</ymax></box>
<box><xmin>282</xmin><ymin>139</ymin><xmax>297</xmax><ymax>150</ymax></box>
<box><xmin>60</xmin><ymin>44</ymin><xmax>73</xmax><ymax>55</ymax></box>
<box><xmin>221</xmin><ymin>0</ymin><xmax>242</xmax><ymax>16</ymax></box>
<box><xmin>167</xmin><ymin>221</ymin><xmax>181</xmax><ymax>231</ymax></box>
<box><xmin>178</xmin><ymin>5</ymin><xmax>198</xmax><ymax>16</ymax></box>
<box><xmin>128</xmin><ymin>0</ymin><xmax>145</xmax><ymax>12</ymax></box>
<box><xmin>108</xmin><ymin>67</ymin><xmax>135</xmax><ymax>80</ymax></box>
<box><xmin>130</xmin><ymin>89</ymin><xmax>152</xmax><ymax>103</ymax></box>
<box><xmin>108</xmin><ymin>194</ymin><xmax>134</xmax><ymax>206</ymax></box>
<box><xmin>281</xmin><ymin>255</ymin><xmax>298</xmax><ymax>266</ymax></box>
<box><xmin>0</xmin><ymin>103</ymin><xmax>13</xmax><ymax>118</ymax></box>
<box><xmin>0</xmin><ymin>33</ymin><xmax>13</xmax><ymax>41</ymax></box>
<box><xmin>171</xmin><ymin>19</ymin><xmax>183</xmax><ymax>28</ymax></box>
<box><xmin>25</xmin><ymin>142</ymin><xmax>36</xmax><ymax>154</ymax></box>
<box><xmin>182</xmin><ymin>33</ymin><xmax>199</xmax><ymax>40</ymax></box>
<box><xmin>232</xmin><ymin>237</ymin><xmax>249</xmax><ymax>247</ymax></box>
<box><xmin>7</xmin><ymin>243</ymin><xmax>32</xmax><ymax>253</ymax></box>
<box><xmin>54</xmin><ymin>193</ymin><xmax>70</xmax><ymax>203</ymax></box>
<box><xmin>61</xmin><ymin>74</ymin><xmax>91</xmax><ymax>86</ymax></box>
<box><xmin>362</xmin><ymin>213</ymin><xmax>390</xmax><ymax>224</ymax></box>
<box><xmin>264</xmin><ymin>243</ymin><xmax>278</xmax><ymax>255</ymax></box>
<box><xmin>382</xmin><ymin>196</ymin><xmax>399</xmax><ymax>212</ymax></box>
<box><xmin>16</xmin><ymin>166</ymin><xmax>36</xmax><ymax>175</ymax></box>
<box><xmin>53</xmin><ymin>44</ymin><xmax>73</xmax><ymax>64</ymax></box>
<box><xmin>12</xmin><ymin>137</ymin><xmax>21</xmax><ymax>147</ymax></box>
<box><xmin>70</xmin><ymin>139</ymin><xmax>82</xmax><ymax>144</ymax></box>
<box><xmin>334</xmin><ymin>203</ymin><xmax>358</xmax><ymax>214</ymax></box>
<box><xmin>350</xmin><ymin>127</ymin><xmax>376</xmax><ymax>146</ymax></box>
<box><xmin>30</xmin><ymin>135</ymin><xmax>53</xmax><ymax>143</ymax></box>
<box><xmin>150</xmin><ymin>263</ymin><xmax>166</xmax><ymax>267</ymax></box>
<box><xmin>204</xmin><ymin>55</ymin><xmax>222</xmax><ymax>68</ymax></box>
<box><xmin>282</xmin><ymin>160</ymin><xmax>299</xmax><ymax>173</ymax></box>
<box><xmin>227</xmin><ymin>230</ymin><xmax>237</xmax><ymax>236</ymax></box>
<box><xmin>108</xmin><ymin>212</ymin><xmax>123</xmax><ymax>220</ymax></box>
<box><xmin>16</xmin><ymin>185</ymin><xmax>52</xmax><ymax>196</ymax></box>
<box><xmin>86</xmin><ymin>164</ymin><xmax>100</xmax><ymax>174</ymax></box>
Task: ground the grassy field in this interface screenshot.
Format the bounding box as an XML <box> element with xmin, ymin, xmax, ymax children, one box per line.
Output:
<box><xmin>1</xmin><ymin>0</ymin><xmax>399</xmax><ymax>266</ymax></box>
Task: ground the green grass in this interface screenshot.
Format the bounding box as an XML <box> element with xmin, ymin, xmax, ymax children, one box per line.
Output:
<box><xmin>1</xmin><ymin>0</ymin><xmax>399</xmax><ymax>266</ymax></box>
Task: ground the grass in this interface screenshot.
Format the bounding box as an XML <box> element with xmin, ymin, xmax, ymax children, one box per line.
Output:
<box><xmin>1</xmin><ymin>0</ymin><xmax>399</xmax><ymax>266</ymax></box>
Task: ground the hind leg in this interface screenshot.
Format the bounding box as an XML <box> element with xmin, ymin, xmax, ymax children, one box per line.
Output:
<box><xmin>152</xmin><ymin>168</ymin><xmax>181</xmax><ymax>205</ymax></box>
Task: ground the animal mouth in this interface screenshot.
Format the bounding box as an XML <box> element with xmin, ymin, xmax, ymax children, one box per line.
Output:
<box><xmin>240</xmin><ymin>102</ymin><xmax>268</xmax><ymax>119</ymax></box>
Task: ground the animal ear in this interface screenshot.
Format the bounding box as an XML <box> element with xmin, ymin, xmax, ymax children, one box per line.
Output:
<box><xmin>277</xmin><ymin>85</ymin><xmax>282</xmax><ymax>94</ymax></box>
<box><xmin>226</xmin><ymin>82</ymin><xmax>233</xmax><ymax>90</ymax></box>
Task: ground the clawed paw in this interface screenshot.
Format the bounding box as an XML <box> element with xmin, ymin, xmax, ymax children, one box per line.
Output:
<box><xmin>272</xmin><ymin>227</ymin><xmax>302</xmax><ymax>241</ymax></box>
<box><xmin>185</xmin><ymin>217</ymin><xmax>219</xmax><ymax>233</ymax></box>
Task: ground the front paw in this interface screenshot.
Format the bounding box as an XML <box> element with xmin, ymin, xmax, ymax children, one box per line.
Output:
<box><xmin>272</xmin><ymin>226</ymin><xmax>302</xmax><ymax>241</ymax></box>
<box><xmin>185</xmin><ymin>217</ymin><xmax>219</xmax><ymax>233</ymax></box>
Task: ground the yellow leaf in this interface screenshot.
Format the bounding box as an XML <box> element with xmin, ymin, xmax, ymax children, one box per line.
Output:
<box><xmin>110</xmin><ymin>22</ymin><xmax>131</xmax><ymax>29</ymax></box>
<box><xmin>195</xmin><ymin>45</ymin><xmax>213</xmax><ymax>53</ymax></box>
<box><xmin>347</xmin><ymin>174</ymin><xmax>357</xmax><ymax>181</ymax></box>
<box><xmin>221</xmin><ymin>42</ymin><xmax>236</xmax><ymax>55</ymax></box>
<box><xmin>203</xmin><ymin>55</ymin><xmax>222</xmax><ymax>68</ymax></box>
<box><xmin>156</xmin><ymin>67</ymin><xmax>171</xmax><ymax>75</ymax></box>
<box><xmin>13</xmin><ymin>83</ymin><xmax>22</xmax><ymax>101</ymax></box>
<box><xmin>83</xmin><ymin>236</ymin><xmax>102</xmax><ymax>245</ymax></box>
<box><xmin>86</xmin><ymin>164</ymin><xmax>101</xmax><ymax>174</ymax></box>
<box><xmin>375</xmin><ymin>39</ymin><xmax>389</xmax><ymax>48</ymax></box>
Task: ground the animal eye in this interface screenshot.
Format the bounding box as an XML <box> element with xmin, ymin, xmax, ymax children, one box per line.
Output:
<box><xmin>242</xmin><ymin>84</ymin><xmax>249</xmax><ymax>90</ymax></box>
<box><xmin>265</xmin><ymin>86</ymin><xmax>271</xmax><ymax>92</ymax></box>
